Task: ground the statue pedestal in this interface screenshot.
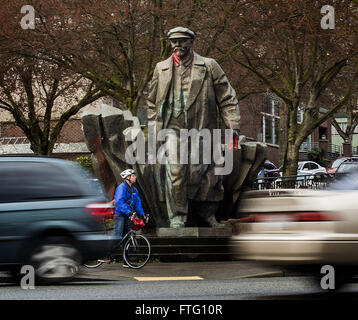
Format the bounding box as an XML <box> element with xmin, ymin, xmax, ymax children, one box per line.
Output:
<box><xmin>144</xmin><ymin>227</ymin><xmax>234</xmax><ymax>261</ymax></box>
<box><xmin>154</xmin><ymin>227</ymin><xmax>232</xmax><ymax>238</ymax></box>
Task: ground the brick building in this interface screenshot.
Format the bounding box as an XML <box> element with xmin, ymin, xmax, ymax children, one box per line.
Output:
<box><xmin>0</xmin><ymin>98</ymin><xmax>112</xmax><ymax>159</ymax></box>
<box><xmin>239</xmin><ymin>92</ymin><xmax>333</xmax><ymax>167</ymax></box>
<box><xmin>0</xmin><ymin>118</ymin><xmax>89</xmax><ymax>160</ymax></box>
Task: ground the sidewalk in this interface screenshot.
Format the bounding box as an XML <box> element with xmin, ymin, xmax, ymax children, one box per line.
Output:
<box><xmin>78</xmin><ymin>260</ymin><xmax>285</xmax><ymax>281</ymax></box>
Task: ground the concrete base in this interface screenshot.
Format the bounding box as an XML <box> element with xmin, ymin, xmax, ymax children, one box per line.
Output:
<box><xmin>152</xmin><ymin>227</ymin><xmax>232</xmax><ymax>238</ymax></box>
<box><xmin>143</xmin><ymin>227</ymin><xmax>234</xmax><ymax>262</ymax></box>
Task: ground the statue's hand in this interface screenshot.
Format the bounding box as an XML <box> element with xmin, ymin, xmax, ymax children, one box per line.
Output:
<box><xmin>233</xmin><ymin>128</ymin><xmax>240</xmax><ymax>137</ymax></box>
<box><xmin>230</xmin><ymin>129</ymin><xmax>240</xmax><ymax>150</ymax></box>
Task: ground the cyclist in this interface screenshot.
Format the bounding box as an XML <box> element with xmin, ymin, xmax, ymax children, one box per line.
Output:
<box><xmin>112</xmin><ymin>169</ymin><xmax>149</xmax><ymax>267</ymax></box>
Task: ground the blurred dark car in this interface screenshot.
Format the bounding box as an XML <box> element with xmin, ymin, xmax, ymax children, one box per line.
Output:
<box><xmin>257</xmin><ymin>160</ymin><xmax>280</xmax><ymax>179</ymax></box>
<box><xmin>0</xmin><ymin>156</ymin><xmax>113</xmax><ymax>282</ymax></box>
<box><xmin>326</xmin><ymin>157</ymin><xmax>358</xmax><ymax>175</ymax></box>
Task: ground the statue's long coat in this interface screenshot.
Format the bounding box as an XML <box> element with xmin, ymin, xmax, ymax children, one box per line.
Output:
<box><xmin>146</xmin><ymin>52</ymin><xmax>240</xmax><ymax>202</ymax></box>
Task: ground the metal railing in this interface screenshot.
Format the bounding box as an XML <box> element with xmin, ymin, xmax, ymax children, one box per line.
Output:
<box><xmin>253</xmin><ymin>174</ymin><xmax>334</xmax><ymax>190</ymax></box>
<box><xmin>327</xmin><ymin>144</ymin><xmax>343</xmax><ymax>160</ymax></box>
<box><xmin>0</xmin><ymin>137</ymin><xmax>29</xmax><ymax>144</ymax></box>
<box><xmin>0</xmin><ymin>137</ymin><xmax>31</xmax><ymax>154</ymax></box>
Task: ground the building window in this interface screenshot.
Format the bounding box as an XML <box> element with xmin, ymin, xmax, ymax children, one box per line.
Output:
<box><xmin>261</xmin><ymin>99</ymin><xmax>280</xmax><ymax>145</ymax></box>
<box><xmin>331</xmin><ymin>122</ymin><xmax>347</xmax><ymax>135</ymax></box>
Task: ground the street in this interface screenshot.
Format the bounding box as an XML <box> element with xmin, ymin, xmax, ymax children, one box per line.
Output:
<box><xmin>1</xmin><ymin>261</ymin><xmax>358</xmax><ymax>300</ymax></box>
<box><xmin>2</xmin><ymin>275</ymin><xmax>358</xmax><ymax>300</ymax></box>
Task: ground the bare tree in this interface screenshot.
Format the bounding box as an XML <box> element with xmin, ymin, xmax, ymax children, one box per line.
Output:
<box><xmin>214</xmin><ymin>0</ymin><xmax>358</xmax><ymax>175</ymax></box>
<box><xmin>0</xmin><ymin>55</ymin><xmax>104</xmax><ymax>155</ymax></box>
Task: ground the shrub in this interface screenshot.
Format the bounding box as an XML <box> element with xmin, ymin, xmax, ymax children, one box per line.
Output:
<box><xmin>307</xmin><ymin>147</ymin><xmax>325</xmax><ymax>166</ymax></box>
<box><xmin>75</xmin><ymin>156</ymin><xmax>93</xmax><ymax>172</ymax></box>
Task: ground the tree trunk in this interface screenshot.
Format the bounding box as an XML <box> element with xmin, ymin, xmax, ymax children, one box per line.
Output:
<box><xmin>285</xmin><ymin>141</ymin><xmax>300</xmax><ymax>176</ymax></box>
<box><xmin>281</xmin><ymin>141</ymin><xmax>300</xmax><ymax>188</ymax></box>
<box><xmin>281</xmin><ymin>101</ymin><xmax>300</xmax><ymax>177</ymax></box>
<box><xmin>30</xmin><ymin>142</ymin><xmax>52</xmax><ymax>156</ymax></box>
<box><xmin>279</xmin><ymin>101</ymin><xmax>288</xmax><ymax>169</ymax></box>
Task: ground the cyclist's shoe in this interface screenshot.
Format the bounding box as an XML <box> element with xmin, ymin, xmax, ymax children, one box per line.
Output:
<box><xmin>122</xmin><ymin>264</ymin><xmax>129</xmax><ymax>268</ymax></box>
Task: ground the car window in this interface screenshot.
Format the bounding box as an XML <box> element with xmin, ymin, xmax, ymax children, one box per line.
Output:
<box><xmin>0</xmin><ymin>161</ymin><xmax>86</xmax><ymax>203</ymax></box>
<box><xmin>264</xmin><ymin>163</ymin><xmax>276</xmax><ymax>170</ymax></box>
<box><xmin>302</xmin><ymin>163</ymin><xmax>310</xmax><ymax>170</ymax></box>
<box><xmin>86</xmin><ymin>178</ymin><xmax>108</xmax><ymax>199</ymax></box>
<box><xmin>297</xmin><ymin>163</ymin><xmax>303</xmax><ymax>170</ymax></box>
<box><xmin>69</xmin><ymin>162</ymin><xmax>108</xmax><ymax>199</ymax></box>
<box><xmin>310</xmin><ymin>163</ymin><xmax>319</xmax><ymax>170</ymax></box>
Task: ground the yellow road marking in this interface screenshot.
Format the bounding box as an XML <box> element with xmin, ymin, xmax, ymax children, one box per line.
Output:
<box><xmin>134</xmin><ymin>276</ymin><xmax>204</xmax><ymax>281</ymax></box>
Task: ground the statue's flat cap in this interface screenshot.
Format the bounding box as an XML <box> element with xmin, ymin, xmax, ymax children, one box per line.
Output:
<box><xmin>168</xmin><ymin>27</ymin><xmax>195</xmax><ymax>39</ymax></box>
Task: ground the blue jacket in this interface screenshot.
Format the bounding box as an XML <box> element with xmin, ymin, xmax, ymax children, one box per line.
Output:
<box><xmin>114</xmin><ymin>182</ymin><xmax>145</xmax><ymax>217</ymax></box>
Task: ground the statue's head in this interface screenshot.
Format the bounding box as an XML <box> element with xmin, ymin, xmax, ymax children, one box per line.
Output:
<box><xmin>167</xmin><ymin>27</ymin><xmax>195</xmax><ymax>58</ymax></box>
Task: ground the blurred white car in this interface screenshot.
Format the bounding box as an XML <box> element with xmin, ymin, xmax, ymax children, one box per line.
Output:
<box><xmin>297</xmin><ymin>161</ymin><xmax>326</xmax><ymax>176</ymax></box>
<box><xmin>234</xmin><ymin>186</ymin><xmax>358</xmax><ymax>270</ymax></box>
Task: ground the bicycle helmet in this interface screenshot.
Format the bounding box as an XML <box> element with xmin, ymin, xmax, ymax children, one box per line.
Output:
<box><xmin>120</xmin><ymin>169</ymin><xmax>136</xmax><ymax>179</ymax></box>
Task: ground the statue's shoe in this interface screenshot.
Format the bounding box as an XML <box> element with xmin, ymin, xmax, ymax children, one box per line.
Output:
<box><xmin>203</xmin><ymin>215</ymin><xmax>225</xmax><ymax>228</ymax></box>
<box><xmin>170</xmin><ymin>222</ymin><xmax>186</xmax><ymax>228</ymax></box>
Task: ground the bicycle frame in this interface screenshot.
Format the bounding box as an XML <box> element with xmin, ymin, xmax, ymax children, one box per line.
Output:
<box><xmin>120</xmin><ymin>230</ymin><xmax>137</xmax><ymax>250</ymax></box>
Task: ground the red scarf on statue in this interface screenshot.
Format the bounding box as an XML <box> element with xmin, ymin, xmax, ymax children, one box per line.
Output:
<box><xmin>171</xmin><ymin>51</ymin><xmax>181</xmax><ymax>66</ymax></box>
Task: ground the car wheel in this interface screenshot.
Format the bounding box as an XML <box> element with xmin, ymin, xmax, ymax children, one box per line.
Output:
<box><xmin>29</xmin><ymin>236</ymin><xmax>81</xmax><ymax>283</ymax></box>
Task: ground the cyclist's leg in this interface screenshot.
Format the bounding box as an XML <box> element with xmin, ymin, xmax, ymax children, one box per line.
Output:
<box><xmin>121</xmin><ymin>219</ymin><xmax>131</xmax><ymax>265</ymax></box>
<box><xmin>110</xmin><ymin>215</ymin><xmax>126</xmax><ymax>258</ymax></box>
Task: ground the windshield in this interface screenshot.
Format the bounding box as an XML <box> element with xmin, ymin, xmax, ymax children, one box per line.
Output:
<box><xmin>297</xmin><ymin>163</ymin><xmax>303</xmax><ymax>170</ymax></box>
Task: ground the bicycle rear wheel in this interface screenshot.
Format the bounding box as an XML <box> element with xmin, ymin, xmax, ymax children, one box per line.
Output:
<box><xmin>123</xmin><ymin>234</ymin><xmax>151</xmax><ymax>269</ymax></box>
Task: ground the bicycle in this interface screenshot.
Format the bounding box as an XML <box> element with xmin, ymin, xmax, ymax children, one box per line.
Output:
<box><xmin>84</xmin><ymin>212</ymin><xmax>151</xmax><ymax>269</ymax></box>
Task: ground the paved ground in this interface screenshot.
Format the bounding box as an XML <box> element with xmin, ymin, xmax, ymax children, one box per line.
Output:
<box><xmin>4</xmin><ymin>261</ymin><xmax>354</xmax><ymax>301</ymax></box>
<box><xmin>77</xmin><ymin>260</ymin><xmax>285</xmax><ymax>281</ymax></box>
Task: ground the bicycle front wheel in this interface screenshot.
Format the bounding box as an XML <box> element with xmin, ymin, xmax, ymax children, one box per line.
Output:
<box><xmin>123</xmin><ymin>234</ymin><xmax>151</xmax><ymax>269</ymax></box>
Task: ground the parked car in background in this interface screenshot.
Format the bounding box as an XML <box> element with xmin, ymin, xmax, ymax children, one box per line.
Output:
<box><xmin>297</xmin><ymin>161</ymin><xmax>326</xmax><ymax>177</ymax></box>
<box><xmin>256</xmin><ymin>160</ymin><xmax>281</xmax><ymax>189</ymax></box>
<box><xmin>273</xmin><ymin>161</ymin><xmax>327</xmax><ymax>188</ymax></box>
<box><xmin>327</xmin><ymin>157</ymin><xmax>358</xmax><ymax>175</ymax></box>
<box><xmin>336</xmin><ymin>161</ymin><xmax>358</xmax><ymax>175</ymax></box>
<box><xmin>257</xmin><ymin>160</ymin><xmax>280</xmax><ymax>179</ymax></box>
<box><xmin>0</xmin><ymin>156</ymin><xmax>113</xmax><ymax>283</ymax></box>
